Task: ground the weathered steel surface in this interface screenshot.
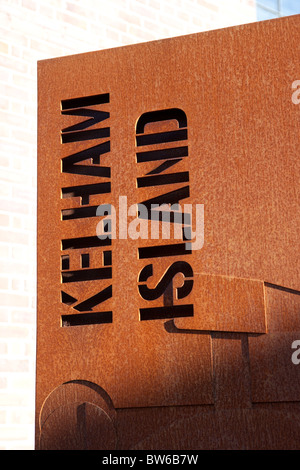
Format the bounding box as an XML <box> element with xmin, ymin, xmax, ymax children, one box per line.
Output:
<box><xmin>37</xmin><ymin>15</ymin><xmax>300</xmax><ymax>449</ymax></box>
<box><xmin>175</xmin><ymin>274</ymin><xmax>266</xmax><ymax>333</ymax></box>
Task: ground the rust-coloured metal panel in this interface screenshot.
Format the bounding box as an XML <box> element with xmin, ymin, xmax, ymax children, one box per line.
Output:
<box><xmin>37</xmin><ymin>16</ymin><xmax>300</xmax><ymax>449</ymax></box>
<box><xmin>175</xmin><ymin>274</ymin><xmax>266</xmax><ymax>333</ymax></box>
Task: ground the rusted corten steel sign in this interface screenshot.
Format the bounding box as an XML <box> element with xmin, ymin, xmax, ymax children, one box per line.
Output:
<box><xmin>37</xmin><ymin>15</ymin><xmax>300</xmax><ymax>450</ymax></box>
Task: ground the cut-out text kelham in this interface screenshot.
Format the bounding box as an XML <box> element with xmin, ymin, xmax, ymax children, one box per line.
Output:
<box><xmin>59</xmin><ymin>93</ymin><xmax>197</xmax><ymax>327</ymax></box>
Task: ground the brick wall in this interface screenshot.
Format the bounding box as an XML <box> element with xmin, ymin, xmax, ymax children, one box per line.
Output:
<box><xmin>0</xmin><ymin>0</ymin><xmax>256</xmax><ymax>450</ymax></box>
